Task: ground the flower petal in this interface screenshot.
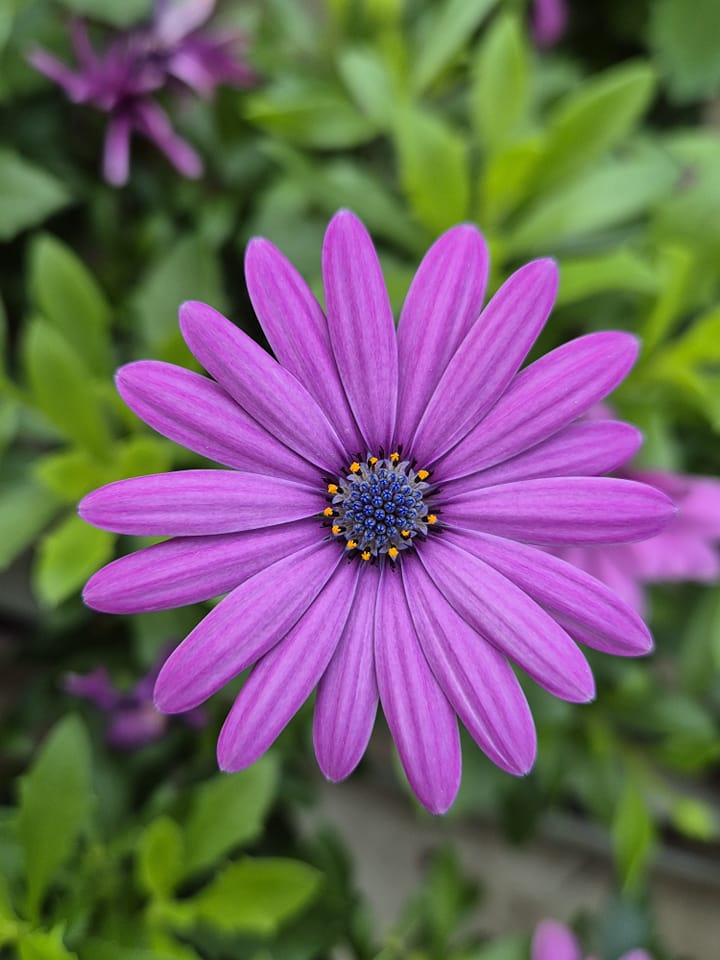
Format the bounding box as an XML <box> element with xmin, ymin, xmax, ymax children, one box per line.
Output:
<box><xmin>79</xmin><ymin>470</ymin><xmax>323</xmax><ymax>536</ymax></box>
<box><xmin>179</xmin><ymin>301</ymin><xmax>346</xmax><ymax>473</ymax></box>
<box><xmin>435</xmin><ymin>332</ymin><xmax>639</xmax><ymax>481</ymax></box>
<box><xmin>116</xmin><ymin>361</ymin><xmax>320</xmax><ymax>482</ymax></box>
<box><xmin>395</xmin><ymin>225</ymin><xmax>489</xmax><ymax>445</ymax></box>
<box><xmin>420</xmin><ymin>537</ymin><xmax>595</xmax><ymax>702</ymax></box>
<box><xmin>440</xmin><ymin>477</ymin><xmax>676</xmax><ymax>544</ymax></box>
<box><xmin>314</xmin><ymin>568</ymin><xmax>380</xmax><ymax>781</ymax></box>
<box><xmin>245</xmin><ymin>237</ymin><xmax>363</xmax><ymax>453</ymax></box>
<box><xmin>154</xmin><ymin>542</ymin><xmax>339</xmax><ymax>712</ymax></box>
<box><xmin>402</xmin><ymin>559</ymin><xmax>536</xmax><ymax>774</ymax></box>
<box><xmin>83</xmin><ymin>519</ymin><xmax>320</xmax><ymax>613</ymax></box>
<box><xmin>457</xmin><ymin>420</ymin><xmax>642</xmax><ymax>488</ymax></box>
<box><xmin>322</xmin><ymin>210</ymin><xmax>398</xmax><ymax>452</ymax></box>
<box><xmin>411</xmin><ymin>259</ymin><xmax>558</xmax><ymax>465</ymax></box>
<box><xmin>217</xmin><ymin>561</ymin><xmax>359</xmax><ymax>771</ymax></box>
<box><xmin>103</xmin><ymin>114</ymin><xmax>132</xmax><ymax>187</ymax></box>
<box><xmin>448</xmin><ymin>531</ymin><xmax>653</xmax><ymax>656</ymax></box>
<box><xmin>531</xmin><ymin>920</ymin><xmax>582</xmax><ymax>960</ymax></box>
<box><xmin>375</xmin><ymin>566</ymin><xmax>461</xmax><ymax>814</ymax></box>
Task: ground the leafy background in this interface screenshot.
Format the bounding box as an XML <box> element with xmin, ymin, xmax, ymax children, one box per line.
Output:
<box><xmin>1</xmin><ymin>0</ymin><xmax>719</xmax><ymax>957</ymax></box>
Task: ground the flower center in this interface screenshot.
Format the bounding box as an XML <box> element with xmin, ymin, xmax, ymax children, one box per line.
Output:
<box><xmin>323</xmin><ymin>453</ymin><xmax>437</xmax><ymax>562</ymax></box>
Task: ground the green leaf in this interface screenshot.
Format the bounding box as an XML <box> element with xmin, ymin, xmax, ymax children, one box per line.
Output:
<box><xmin>533</xmin><ymin>62</ymin><xmax>656</xmax><ymax>191</ymax></box>
<box><xmin>0</xmin><ymin>150</ymin><xmax>70</xmax><ymax>242</ymax></box>
<box><xmin>470</xmin><ymin>14</ymin><xmax>528</xmax><ymax>153</ymax></box>
<box><xmin>556</xmin><ymin>250</ymin><xmax>660</xmax><ymax>306</ymax></box>
<box><xmin>611</xmin><ymin>777</ymin><xmax>656</xmax><ymax>893</ymax></box>
<box><xmin>0</xmin><ymin>481</ymin><xmax>59</xmax><ymax>571</ymax></box>
<box><xmin>30</xmin><ymin>235</ymin><xmax>112</xmax><ymax>376</ymax></box>
<box><xmin>479</xmin><ymin>139</ymin><xmax>542</xmax><ymax>226</ymax></box>
<box><xmin>0</xmin><ymin>876</ymin><xmax>19</xmax><ymax>946</ymax></box>
<box><xmin>411</xmin><ymin>0</ymin><xmax>498</xmax><ymax>93</ymax></box>
<box><xmin>18</xmin><ymin>927</ymin><xmax>77</xmax><ymax>960</ymax></box>
<box><xmin>337</xmin><ymin>46</ymin><xmax>397</xmax><ymax>127</ymax></box>
<box><xmin>34</xmin><ymin>512</ymin><xmax>114</xmax><ymax>605</ymax></box>
<box><xmin>137</xmin><ymin>816</ymin><xmax>184</xmax><ymax>900</ymax></box>
<box><xmin>183</xmin><ymin>757</ymin><xmax>278</xmax><ymax>877</ymax></box>
<box><xmin>22</xmin><ymin>320</ymin><xmax>111</xmax><ymax>457</ymax></box>
<box><xmin>183</xmin><ymin>858</ymin><xmax>321</xmax><ymax>935</ymax></box>
<box><xmin>17</xmin><ymin>716</ymin><xmax>93</xmax><ymax>919</ymax></box>
<box><xmin>58</xmin><ymin>0</ymin><xmax>152</xmax><ymax>27</ymax></box>
<box><xmin>648</xmin><ymin>0</ymin><xmax>720</xmax><ymax>102</ymax></box>
<box><xmin>671</xmin><ymin>797</ymin><xmax>718</xmax><ymax>842</ymax></box>
<box><xmin>394</xmin><ymin>108</ymin><xmax>470</xmax><ymax>233</ymax></box>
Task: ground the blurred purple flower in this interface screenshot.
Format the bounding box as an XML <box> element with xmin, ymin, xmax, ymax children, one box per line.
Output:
<box><xmin>28</xmin><ymin>0</ymin><xmax>256</xmax><ymax>185</ymax></box>
<box><xmin>532</xmin><ymin>919</ymin><xmax>652</xmax><ymax>960</ymax></box>
<box><xmin>531</xmin><ymin>0</ymin><xmax>568</xmax><ymax>48</ymax></box>
<box><xmin>78</xmin><ymin>211</ymin><xmax>674</xmax><ymax>813</ymax></box>
<box><xmin>65</xmin><ymin>656</ymin><xmax>206</xmax><ymax>748</ymax></box>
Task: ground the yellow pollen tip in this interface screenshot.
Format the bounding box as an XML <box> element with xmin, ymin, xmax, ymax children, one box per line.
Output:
<box><xmin>417</xmin><ymin>469</ymin><xmax>429</xmax><ymax>481</ymax></box>
<box><xmin>368</xmin><ymin>456</ymin><xmax>378</xmax><ymax>465</ymax></box>
<box><xmin>327</xmin><ymin>483</ymin><xmax>338</xmax><ymax>494</ymax></box>
<box><xmin>427</xmin><ymin>514</ymin><xmax>437</xmax><ymax>525</ymax></box>
<box><xmin>361</xmin><ymin>551</ymin><xmax>371</xmax><ymax>561</ymax></box>
<box><xmin>331</xmin><ymin>525</ymin><xmax>341</xmax><ymax>535</ymax></box>
<box><xmin>349</xmin><ymin>461</ymin><xmax>361</xmax><ymax>473</ymax></box>
<box><xmin>346</xmin><ymin>540</ymin><xmax>358</xmax><ymax>550</ymax></box>
<box><xmin>323</xmin><ymin>507</ymin><xmax>334</xmax><ymax>517</ymax></box>
<box><xmin>388</xmin><ymin>546</ymin><xmax>399</xmax><ymax>559</ymax></box>
<box><xmin>390</xmin><ymin>452</ymin><xmax>400</xmax><ymax>462</ymax></box>
<box><xmin>400</xmin><ymin>530</ymin><xmax>410</xmax><ymax>538</ymax></box>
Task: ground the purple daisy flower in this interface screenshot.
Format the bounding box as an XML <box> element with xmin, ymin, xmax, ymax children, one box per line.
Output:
<box><xmin>28</xmin><ymin>0</ymin><xmax>256</xmax><ymax>185</ymax></box>
<box><xmin>79</xmin><ymin>211</ymin><xmax>674</xmax><ymax>813</ymax></box>
<box><xmin>532</xmin><ymin>919</ymin><xmax>652</xmax><ymax>960</ymax></box>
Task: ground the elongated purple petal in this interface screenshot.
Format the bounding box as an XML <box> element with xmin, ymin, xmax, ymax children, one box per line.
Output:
<box><xmin>218</xmin><ymin>562</ymin><xmax>358</xmax><ymax>771</ymax></box>
<box><xmin>133</xmin><ymin>100</ymin><xmax>203</xmax><ymax>178</ymax></box>
<box><xmin>314</xmin><ymin>569</ymin><xmax>380</xmax><ymax>781</ymax></box>
<box><xmin>560</xmin><ymin>544</ymin><xmax>648</xmax><ymax>617</ymax></box>
<box><xmin>83</xmin><ymin>519</ymin><xmax>320</xmax><ymax>613</ymax></box>
<box><xmin>628</xmin><ymin>532</ymin><xmax>719</xmax><ymax>581</ymax></box>
<box><xmin>420</xmin><ymin>538</ymin><xmax>595</xmax><ymax>702</ymax></box>
<box><xmin>154</xmin><ymin>0</ymin><xmax>215</xmax><ymax>45</ymax></box>
<box><xmin>79</xmin><ymin>470</ymin><xmax>323</xmax><ymax>536</ymax></box>
<box><xmin>395</xmin><ymin>225</ymin><xmax>489</xmax><ymax>445</ymax></box>
<box><xmin>441</xmin><ymin>477</ymin><xmax>676</xmax><ymax>545</ymax></box>
<box><xmin>411</xmin><ymin>259</ymin><xmax>558</xmax><ymax>465</ymax></box>
<box><xmin>322</xmin><ymin>210</ymin><xmax>398</xmax><ymax>452</ymax></box>
<box><xmin>245</xmin><ymin>238</ymin><xmax>363</xmax><ymax>453</ymax></box>
<box><xmin>436</xmin><ymin>332</ymin><xmax>639</xmax><ymax>481</ymax></box>
<box><xmin>103</xmin><ymin>113</ymin><xmax>132</xmax><ymax>186</ymax></box>
<box><xmin>27</xmin><ymin>48</ymin><xmax>85</xmax><ymax>99</ymax></box>
<box><xmin>375</xmin><ymin>567</ymin><xmax>461</xmax><ymax>814</ymax></box>
<box><xmin>448</xmin><ymin>531</ymin><xmax>652</xmax><ymax>656</ymax></box>
<box><xmin>463</xmin><ymin>420</ymin><xmax>642</xmax><ymax>488</ymax></box>
<box><xmin>154</xmin><ymin>542</ymin><xmax>339</xmax><ymax>712</ymax></box>
<box><xmin>402</xmin><ymin>560</ymin><xmax>536</xmax><ymax>774</ymax></box>
<box><xmin>117</xmin><ymin>361</ymin><xmax>320</xmax><ymax>482</ymax></box>
<box><xmin>179</xmin><ymin>301</ymin><xmax>346</xmax><ymax>472</ymax></box>
<box><xmin>531</xmin><ymin>920</ymin><xmax>581</xmax><ymax>960</ymax></box>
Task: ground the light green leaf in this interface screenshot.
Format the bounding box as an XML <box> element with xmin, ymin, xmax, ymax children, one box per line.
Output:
<box><xmin>58</xmin><ymin>0</ymin><xmax>151</xmax><ymax>27</ymax></box>
<box><xmin>470</xmin><ymin>14</ymin><xmax>528</xmax><ymax>153</ymax></box>
<box><xmin>337</xmin><ymin>46</ymin><xmax>397</xmax><ymax>127</ymax></box>
<box><xmin>649</xmin><ymin>0</ymin><xmax>720</xmax><ymax>102</ymax></box>
<box><xmin>34</xmin><ymin>513</ymin><xmax>114</xmax><ymax>606</ymax></box>
<box><xmin>479</xmin><ymin>139</ymin><xmax>542</xmax><ymax>226</ymax></box>
<box><xmin>0</xmin><ymin>876</ymin><xmax>19</xmax><ymax>946</ymax></box>
<box><xmin>411</xmin><ymin>0</ymin><xmax>498</xmax><ymax>93</ymax></box>
<box><xmin>394</xmin><ymin>108</ymin><xmax>470</xmax><ymax>233</ymax></box>
<box><xmin>640</xmin><ymin>245</ymin><xmax>695</xmax><ymax>354</ymax></box>
<box><xmin>533</xmin><ymin>62</ymin><xmax>656</xmax><ymax>191</ymax></box>
<box><xmin>18</xmin><ymin>927</ymin><xmax>77</xmax><ymax>960</ymax></box>
<box><xmin>611</xmin><ymin>777</ymin><xmax>656</xmax><ymax>893</ymax></box>
<box><xmin>17</xmin><ymin>716</ymin><xmax>93</xmax><ymax>919</ymax></box>
<box><xmin>30</xmin><ymin>235</ymin><xmax>112</xmax><ymax>376</ymax></box>
<box><xmin>137</xmin><ymin>816</ymin><xmax>184</xmax><ymax>900</ymax></box>
<box><xmin>184</xmin><ymin>858</ymin><xmax>321</xmax><ymax>935</ymax></box>
<box><xmin>671</xmin><ymin>797</ymin><xmax>718</xmax><ymax>842</ymax></box>
<box><xmin>0</xmin><ymin>150</ymin><xmax>70</xmax><ymax>242</ymax></box>
<box><xmin>0</xmin><ymin>482</ymin><xmax>59</xmax><ymax>571</ymax></box>
<box><xmin>556</xmin><ymin>250</ymin><xmax>660</xmax><ymax>306</ymax></box>
<box><xmin>82</xmin><ymin>939</ymin><xmax>187</xmax><ymax>960</ymax></box>
<box><xmin>35</xmin><ymin>450</ymin><xmax>115</xmax><ymax>503</ymax></box>
<box><xmin>183</xmin><ymin>757</ymin><xmax>278</xmax><ymax>877</ymax></box>
<box><xmin>22</xmin><ymin>320</ymin><xmax>111</xmax><ymax>458</ymax></box>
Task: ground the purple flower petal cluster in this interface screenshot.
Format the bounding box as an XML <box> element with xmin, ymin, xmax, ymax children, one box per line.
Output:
<box><xmin>64</xmin><ymin>654</ymin><xmax>206</xmax><ymax>748</ymax></box>
<box><xmin>28</xmin><ymin>0</ymin><xmax>256</xmax><ymax>185</ymax></box>
<box><xmin>79</xmin><ymin>211</ymin><xmax>675</xmax><ymax>813</ymax></box>
<box><xmin>532</xmin><ymin>919</ymin><xmax>652</xmax><ymax>960</ymax></box>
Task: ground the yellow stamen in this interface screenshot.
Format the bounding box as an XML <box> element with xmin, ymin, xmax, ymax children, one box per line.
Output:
<box><xmin>349</xmin><ymin>461</ymin><xmax>361</xmax><ymax>473</ymax></box>
<box><xmin>388</xmin><ymin>546</ymin><xmax>399</xmax><ymax>559</ymax></box>
<box><xmin>417</xmin><ymin>469</ymin><xmax>429</xmax><ymax>481</ymax></box>
<box><xmin>401</xmin><ymin>530</ymin><xmax>410</xmax><ymax>538</ymax></box>
<box><xmin>327</xmin><ymin>483</ymin><xmax>338</xmax><ymax>494</ymax></box>
<box><xmin>390</xmin><ymin>451</ymin><xmax>400</xmax><ymax>462</ymax></box>
<box><xmin>427</xmin><ymin>514</ymin><xmax>437</xmax><ymax>525</ymax></box>
<box><xmin>361</xmin><ymin>551</ymin><xmax>371</xmax><ymax>561</ymax></box>
<box><xmin>331</xmin><ymin>525</ymin><xmax>341</xmax><ymax>535</ymax></box>
<box><xmin>346</xmin><ymin>540</ymin><xmax>358</xmax><ymax>550</ymax></box>
<box><xmin>368</xmin><ymin>456</ymin><xmax>378</xmax><ymax>465</ymax></box>
<box><xmin>323</xmin><ymin>507</ymin><xmax>334</xmax><ymax>517</ymax></box>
